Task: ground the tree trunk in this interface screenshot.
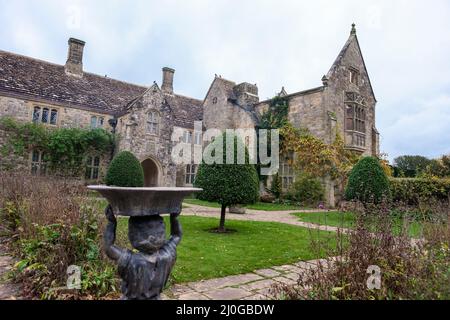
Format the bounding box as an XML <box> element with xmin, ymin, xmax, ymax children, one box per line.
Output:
<box><xmin>219</xmin><ymin>204</ymin><xmax>226</xmax><ymax>232</ymax></box>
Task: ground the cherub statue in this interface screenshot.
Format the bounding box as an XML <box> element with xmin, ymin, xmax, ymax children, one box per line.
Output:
<box><xmin>103</xmin><ymin>205</ymin><xmax>182</xmax><ymax>300</ymax></box>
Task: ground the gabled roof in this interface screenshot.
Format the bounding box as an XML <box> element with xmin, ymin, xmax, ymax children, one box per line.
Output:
<box><xmin>0</xmin><ymin>50</ymin><xmax>147</xmax><ymax>114</ymax></box>
<box><xmin>326</xmin><ymin>26</ymin><xmax>377</xmax><ymax>102</ymax></box>
<box><xmin>0</xmin><ymin>50</ymin><xmax>203</xmax><ymax>127</ymax></box>
<box><xmin>202</xmin><ymin>75</ymin><xmax>236</xmax><ymax>104</ymax></box>
<box><xmin>119</xmin><ymin>82</ymin><xmax>203</xmax><ymax>128</ymax></box>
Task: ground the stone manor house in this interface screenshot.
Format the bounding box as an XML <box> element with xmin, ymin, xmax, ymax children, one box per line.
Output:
<box><xmin>0</xmin><ymin>25</ymin><xmax>379</xmax><ymax>206</ymax></box>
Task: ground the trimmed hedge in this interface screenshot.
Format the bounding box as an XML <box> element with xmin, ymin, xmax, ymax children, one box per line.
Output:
<box><xmin>390</xmin><ymin>177</ymin><xmax>450</xmax><ymax>205</ymax></box>
<box><xmin>105</xmin><ymin>151</ymin><xmax>144</xmax><ymax>187</ymax></box>
<box><xmin>345</xmin><ymin>156</ymin><xmax>391</xmax><ymax>204</ymax></box>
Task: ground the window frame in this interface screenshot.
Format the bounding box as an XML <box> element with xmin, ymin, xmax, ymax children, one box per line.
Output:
<box><xmin>183</xmin><ymin>131</ymin><xmax>193</xmax><ymax>144</ymax></box>
<box><xmin>32</xmin><ymin>106</ymin><xmax>58</xmax><ymax>126</ymax></box>
<box><xmin>146</xmin><ymin>110</ymin><xmax>160</xmax><ymax>135</ymax></box>
<box><xmin>85</xmin><ymin>155</ymin><xmax>101</xmax><ymax>180</ymax></box>
<box><xmin>185</xmin><ymin>164</ymin><xmax>197</xmax><ymax>185</ymax></box>
<box><xmin>30</xmin><ymin>150</ymin><xmax>47</xmax><ymax>176</ymax></box>
<box><xmin>280</xmin><ymin>153</ymin><xmax>294</xmax><ymax>191</ymax></box>
<box><xmin>349</xmin><ymin>67</ymin><xmax>359</xmax><ymax>85</ymax></box>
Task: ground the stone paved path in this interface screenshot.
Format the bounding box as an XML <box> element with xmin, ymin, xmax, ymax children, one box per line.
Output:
<box><xmin>182</xmin><ymin>204</ymin><xmax>350</xmax><ymax>233</ymax></box>
<box><xmin>163</xmin><ymin>258</ymin><xmax>330</xmax><ymax>300</ymax></box>
<box><xmin>0</xmin><ymin>243</ymin><xmax>22</xmax><ymax>300</ymax></box>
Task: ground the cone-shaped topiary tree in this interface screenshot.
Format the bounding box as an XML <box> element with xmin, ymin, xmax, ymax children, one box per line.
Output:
<box><xmin>105</xmin><ymin>151</ymin><xmax>144</xmax><ymax>187</ymax></box>
<box><xmin>194</xmin><ymin>133</ymin><xmax>259</xmax><ymax>232</ymax></box>
<box><xmin>345</xmin><ymin>156</ymin><xmax>390</xmax><ymax>204</ymax></box>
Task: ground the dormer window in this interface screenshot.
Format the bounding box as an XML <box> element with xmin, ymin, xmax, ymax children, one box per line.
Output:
<box><xmin>349</xmin><ymin>68</ymin><xmax>359</xmax><ymax>85</ymax></box>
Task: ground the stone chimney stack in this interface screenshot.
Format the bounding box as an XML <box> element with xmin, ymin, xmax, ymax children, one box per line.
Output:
<box><xmin>65</xmin><ymin>38</ymin><xmax>85</xmax><ymax>77</ymax></box>
<box><xmin>233</xmin><ymin>82</ymin><xmax>259</xmax><ymax>109</ymax></box>
<box><xmin>161</xmin><ymin>67</ymin><xmax>175</xmax><ymax>94</ymax></box>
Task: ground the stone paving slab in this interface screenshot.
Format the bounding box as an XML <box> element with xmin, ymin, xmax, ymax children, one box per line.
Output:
<box><xmin>204</xmin><ymin>287</ymin><xmax>252</xmax><ymax>300</ymax></box>
<box><xmin>253</xmin><ymin>268</ymin><xmax>281</xmax><ymax>278</ymax></box>
<box><xmin>164</xmin><ymin>257</ymin><xmax>334</xmax><ymax>300</ymax></box>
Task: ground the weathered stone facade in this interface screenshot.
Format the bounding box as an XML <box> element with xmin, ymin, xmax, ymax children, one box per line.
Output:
<box><xmin>0</xmin><ymin>25</ymin><xmax>379</xmax><ymax>206</ymax></box>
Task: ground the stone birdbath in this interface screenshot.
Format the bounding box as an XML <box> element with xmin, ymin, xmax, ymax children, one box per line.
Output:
<box><xmin>88</xmin><ymin>185</ymin><xmax>202</xmax><ymax>300</ymax></box>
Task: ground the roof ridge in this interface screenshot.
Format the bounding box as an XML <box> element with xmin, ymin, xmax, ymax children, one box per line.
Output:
<box><xmin>173</xmin><ymin>93</ymin><xmax>202</xmax><ymax>103</ymax></box>
<box><xmin>0</xmin><ymin>49</ymin><xmax>148</xmax><ymax>90</ymax></box>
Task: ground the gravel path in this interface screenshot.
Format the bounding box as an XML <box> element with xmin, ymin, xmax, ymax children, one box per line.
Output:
<box><xmin>182</xmin><ymin>204</ymin><xmax>350</xmax><ymax>233</ymax></box>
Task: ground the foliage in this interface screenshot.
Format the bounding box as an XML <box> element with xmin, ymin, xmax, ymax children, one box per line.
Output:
<box><xmin>0</xmin><ymin>172</ymin><xmax>118</xmax><ymax>299</ymax></box>
<box><xmin>270</xmin><ymin>173</ymin><xmax>282</xmax><ymax>199</ymax></box>
<box><xmin>0</xmin><ymin>117</ymin><xmax>113</xmax><ymax>176</ymax></box>
<box><xmin>105</xmin><ymin>151</ymin><xmax>144</xmax><ymax>187</ymax></box>
<box><xmin>194</xmin><ymin>133</ymin><xmax>259</xmax><ymax>231</ymax></box>
<box><xmin>273</xmin><ymin>201</ymin><xmax>450</xmax><ymax>300</ymax></box>
<box><xmin>390</xmin><ymin>177</ymin><xmax>450</xmax><ymax>205</ymax></box>
<box><xmin>345</xmin><ymin>156</ymin><xmax>391</xmax><ymax>204</ymax></box>
<box><xmin>423</xmin><ymin>155</ymin><xmax>450</xmax><ymax>178</ymax></box>
<box><xmin>280</xmin><ymin>123</ymin><xmax>359</xmax><ymax>181</ymax></box>
<box><xmin>286</xmin><ymin>173</ymin><xmax>325</xmax><ymax>206</ymax></box>
<box><xmin>393</xmin><ymin>155</ymin><xmax>433</xmax><ymax>177</ymax></box>
<box><xmin>258</xmin><ymin>96</ymin><xmax>290</xmax><ymax>132</ymax></box>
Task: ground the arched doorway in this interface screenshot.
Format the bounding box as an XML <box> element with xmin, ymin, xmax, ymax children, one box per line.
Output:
<box><xmin>141</xmin><ymin>158</ymin><xmax>159</xmax><ymax>187</ymax></box>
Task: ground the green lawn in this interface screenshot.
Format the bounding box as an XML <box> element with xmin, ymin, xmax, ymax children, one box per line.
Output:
<box><xmin>116</xmin><ymin>216</ymin><xmax>337</xmax><ymax>284</ymax></box>
<box><xmin>293</xmin><ymin>211</ymin><xmax>426</xmax><ymax>237</ymax></box>
<box><xmin>183</xmin><ymin>198</ymin><xmax>308</xmax><ymax>211</ymax></box>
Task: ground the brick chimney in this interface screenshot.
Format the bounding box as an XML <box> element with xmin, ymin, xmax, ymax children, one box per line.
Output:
<box><xmin>65</xmin><ymin>38</ymin><xmax>85</xmax><ymax>77</ymax></box>
<box><xmin>161</xmin><ymin>67</ymin><xmax>175</xmax><ymax>94</ymax></box>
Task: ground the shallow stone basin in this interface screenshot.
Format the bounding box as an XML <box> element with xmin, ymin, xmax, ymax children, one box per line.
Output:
<box><xmin>88</xmin><ymin>186</ymin><xmax>202</xmax><ymax>216</ymax></box>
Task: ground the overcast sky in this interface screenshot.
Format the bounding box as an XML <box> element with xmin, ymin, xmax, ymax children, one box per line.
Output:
<box><xmin>0</xmin><ymin>0</ymin><xmax>449</xmax><ymax>162</ymax></box>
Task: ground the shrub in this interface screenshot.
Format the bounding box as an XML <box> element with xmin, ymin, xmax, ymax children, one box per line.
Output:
<box><xmin>286</xmin><ymin>173</ymin><xmax>324</xmax><ymax>206</ymax></box>
<box><xmin>0</xmin><ymin>172</ymin><xmax>118</xmax><ymax>299</ymax></box>
<box><xmin>271</xmin><ymin>201</ymin><xmax>450</xmax><ymax>300</ymax></box>
<box><xmin>270</xmin><ymin>173</ymin><xmax>282</xmax><ymax>199</ymax></box>
<box><xmin>390</xmin><ymin>177</ymin><xmax>450</xmax><ymax>205</ymax></box>
<box><xmin>194</xmin><ymin>133</ymin><xmax>259</xmax><ymax>231</ymax></box>
<box><xmin>345</xmin><ymin>156</ymin><xmax>390</xmax><ymax>204</ymax></box>
<box><xmin>105</xmin><ymin>151</ymin><xmax>144</xmax><ymax>187</ymax></box>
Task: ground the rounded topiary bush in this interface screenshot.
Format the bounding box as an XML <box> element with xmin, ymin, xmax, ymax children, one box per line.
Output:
<box><xmin>105</xmin><ymin>151</ymin><xmax>144</xmax><ymax>187</ymax></box>
<box><xmin>194</xmin><ymin>133</ymin><xmax>259</xmax><ymax>231</ymax></box>
<box><xmin>345</xmin><ymin>156</ymin><xmax>390</xmax><ymax>204</ymax></box>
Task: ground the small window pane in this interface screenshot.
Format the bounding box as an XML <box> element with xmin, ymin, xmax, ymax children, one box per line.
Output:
<box><xmin>98</xmin><ymin>117</ymin><xmax>104</xmax><ymax>127</ymax></box>
<box><xmin>32</xmin><ymin>150</ymin><xmax>40</xmax><ymax>162</ymax></box>
<box><xmin>91</xmin><ymin>116</ymin><xmax>97</xmax><ymax>128</ymax></box>
<box><xmin>33</xmin><ymin>107</ymin><xmax>41</xmax><ymax>123</ymax></box>
<box><xmin>42</xmin><ymin>108</ymin><xmax>49</xmax><ymax>123</ymax></box>
<box><xmin>50</xmin><ymin>109</ymin><xmax>58</xmax><ymax>125</ymax></box>
<box><xmin>94</xmin><ymin>156</ymin><xmax>100</xmax><ymax>167</ymax></box>
<box><xmin>92</xmin><ymin>168</ymin><xmax>99</xmax><ymax>180</ymax></box>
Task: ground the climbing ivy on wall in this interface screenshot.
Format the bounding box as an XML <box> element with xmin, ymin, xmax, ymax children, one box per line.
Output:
<box><xmin>258</xmin><ymin>96</ymin><xmax>290</xmax><ymax>131</ymax></box>
<box><xmin>258</xmin><ymin>96</ymin><xmax>359</xmax><ymax>187</ymax></box>
<box><xmin>0</xmin><ymin>117</ymin><xmax>114</xmax><ymax>176</ymax></box>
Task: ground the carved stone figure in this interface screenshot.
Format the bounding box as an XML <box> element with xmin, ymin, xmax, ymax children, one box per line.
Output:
<box><xmin>103</xmin><ymin>205</ymin><xmax>182</xmax><ymax>300</ymax></box>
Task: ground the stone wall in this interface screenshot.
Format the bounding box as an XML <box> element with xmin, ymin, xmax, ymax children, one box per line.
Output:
<box><xmin>325</xmin><ymin>38</ymin><xmax>378</xmax><ymax>156</ymax></box>
<box><xmin>0</xmin><ymin>95</ymin><xmax>113</xmax><ymax>179</ymax></box>
<box><xmin>203</xmin><ymin>78</ymin><xmax>257</xmax><ymax>131</ymax></box>
<box><xmin>116</xmin><ymin>85</ymin><xmax>178</xmax><ymax>187</ymax></box>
